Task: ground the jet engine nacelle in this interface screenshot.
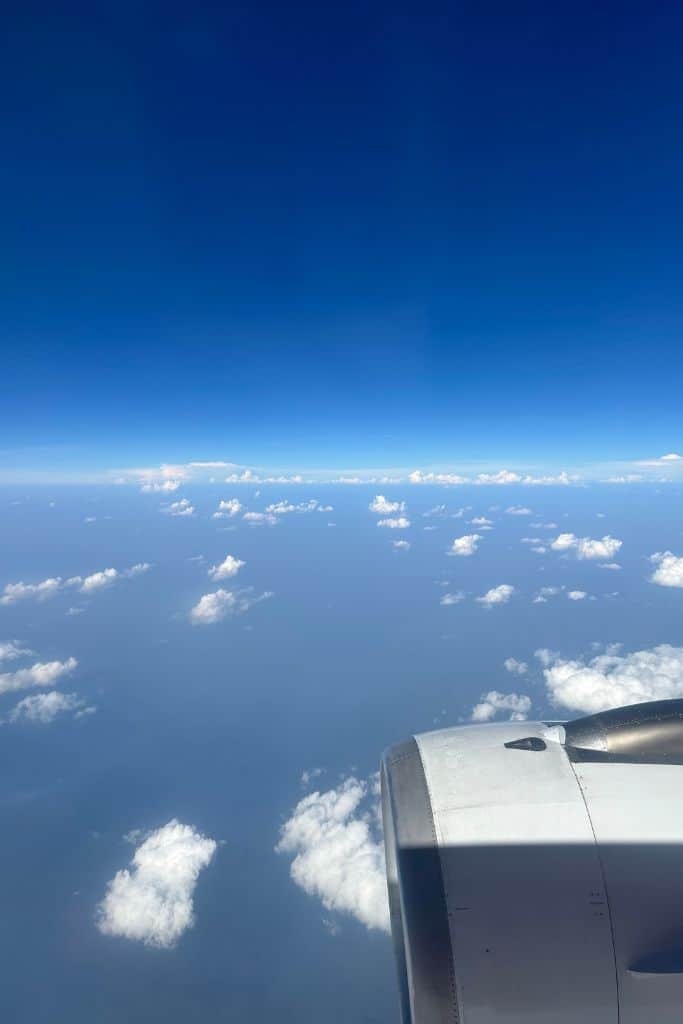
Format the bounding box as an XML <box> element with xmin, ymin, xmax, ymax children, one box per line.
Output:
<box><xmin>381</xmin><ymin>699</ymin><xmax>683</xmax><ymax>1024</ymax></box>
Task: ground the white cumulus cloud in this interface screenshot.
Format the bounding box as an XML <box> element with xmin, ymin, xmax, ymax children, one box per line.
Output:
<box><xmin>650</xmin><ymin>552</ymin><xmax>683</xmax><ymax>588</ymax></box>
<box><xmin>0</xmin><ymin>656</ymin><xmax>78</xmax><ymax>695</ymax></box>
<box><xmin>208</xmin><ymin>555</ymin><xmax>245</xmax><ymax>581</ymax></box>
<box><xmin>392</xmin><ymin>540</ymin><xmax>410</xmax><ymax>551</ymax></box>
<box><xmin>189</xmin><ymin>589</ymin><xmax>272</xmax><ymax>625</ymax></box>
<box><xmin>212</xmin><ymin>499</ymin><xmax>243</xmax><ymax>519</ymax></box>
<box><xmin>440</xmin><ymin>591</ymin><xmax>465</xmax><ymax>606</ymax></box>
<box><xmin>550</xmin><ymin>533</ymin><xmax>622</xmax><ymax>560</ymax></box>
<box><xmin>537</xmin><ymin>644</ymin><xmax>683</xmax><ymax>714</ymax></box>
<box><xmin>369</xmin><ymin>495</ymin><xmax>406</xmax><ymax>515</ymax></box>
<box><xmin>9</xmin><ymin>690</ymin><xmax>94</xmax><ymax>723</ymax></box>
<box><xmin>448</xmin><ymin>533</ymin><xmax>481</xmax><ymax>557</ymax></box>
<box><xmin>96</xmin><ymin>820</ymin><xmax>217</xmax><ymax>948</ymax></box>
<box><xmin>476</xmin><ymin>584</ymin><xmax>515</xmax><ymax>608</ymax></box>
<box><xmin>377</xmin><ymin>517</ymin><xmax>410</xmax><ymax>529</ymax></box>
<box><xmin>166</xmin><ymin>498</ymin><xmax>195</xmax><ymax>518</ymax></box>
<box><xmin>470</xmin><ymin>691</ymin><xmax>531</xmax><ymax>722</ymax></box>
<box><xmin>275</xmin><ymin>776</ymin><xmax>389</xmax><ymax>934</ymax></box>
<box><xmin>505</xmin><ymin>506</ymin><xmax>533</xmax><ymax>516</ymax></box>
<box><xmin>504</xmin><ymin>657</ymin><xmax>528</xmax><ymax>675</ymax></box>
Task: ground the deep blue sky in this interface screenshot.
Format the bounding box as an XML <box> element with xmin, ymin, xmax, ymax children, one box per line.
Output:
<box><xmin>3</xmin><ymin>2</ymin><xmax>683</xmax><ymax>472</ymax></box>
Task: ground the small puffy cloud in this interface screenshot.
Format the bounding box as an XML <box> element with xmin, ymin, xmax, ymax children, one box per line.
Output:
<box><xmin>476</xmin><ymin>470</ymin><xmax>521</xmax><ymax>485</ymax></box>
<box><xmin>9</xmin><ymin>690</ymin><xmax>94</xmax><ymax>723</ymax></box>
<box><xmin>504</xmin><ymin>657</ymin><xmax>528</xmax><ymax>675</ymax></box>
<box><xmin>166</xmin><ymin>498</ymin><xmax>195</xmax><ymax>518</ymax></box>
<box><xmin>550</xmin><ymin>533</ymin><xmax>622</xmax><ymax>560</ymax></box>
<box><xmin>440</xmin><ymin>591</ymin><xmax>465</xmax><ymax>606</ymax></box>
<box><xmin>533</xmin><ymin>586</ymin><xmax>561</xmax><ymax>603</ymax></box>
<box><xmin>599</xmin><ymin>562</ymin><xmax>622</xmax><ymax>571</ymax></box>
<box><xmin>538</xmin><ymin>644</ymin><xmax>683</xmax><ymax>714</ymax></box>
<box><xmin>476</xmin><ymin>584</ymin><xmax>515</xmax><ymax>608</ymax></box>
<box><xmin>141</xmin><ymin>479</ymin><xmax>181</xmax><ymax>493</ymax></box>
<box><xmin>3</xmin><ymin>563</ymin><xmax>152</xmax><ymax>604</ymax></box>
<box><xmin>275</xmin><ymin>776</ymin><xmax>389</xmax><ymax>934</ymax></box>
<box><xmin>409</xmin><ymin>470</ymin><xmax>468</xmax><ymax>485</ymax></box>
<box><xmin>392</xmin><ymin>540</ymin><xmax>410</xmax><ymax>551</ymax></box>
<box><xmin>448</xmin><ymin>533</ymin><xmax>481</xmax><ymax>557</ymax></box>
<box><xmin>422</xmin><ymin>504</ymin><xmax>448</xmax><ymax>518</ymax></box>
<box><xmin>0</xmin><ymin>578</ymin><xmax>63</xmax><ymax>605</ymax></box>
<box><xmin>265</xmin><ymin>499</ymin><xmax>330</xmax><ymax>515</ymax></box>
<box><xmin>470</xmin><ymin>691</ymin><xmax>531</xmax><ymax>722</ymax></box>
<box><xmin>212</xmin><ymin>499</ymin><xmax>242</xmax><ymax>519</ymax></box>
<box><xmin>243</xmin><ymin>511</ymin><xmax>277</xmax><ymax>526</ymax></box>
<box><xmin>0</xmin><ymin>641</ymin><xmax>32</xmax><ymax>662</ymax></box>
<box><xmin>505</xmin><ymin>506</ymin><xmax>533</xmax><ymax>516</ymax></box>
<box><xmin>567</xmin><ymin>590</ymin><xmax>588</xmax><ymax>601</ymax></box>
<box><xmin>369</xmin><ymin>495</ymin><xmax>406</xmax><ymax>515</ymax></box>
<box><xmin>650</xmin><ymin>552</ymin><xmax>683</xmax><ymax>588</ymax></box>
<box><xmin>377</xmin><ymin>517</ymin><xmax>410</xmax><ymax>530</ymax></box>
<box><xmin>0</xmin><ymin>656</ymin><xmax>77</xmax><ymax>696</ymax></box>
<box><xmin>96</xmin><ymin>820</ymin><xmax>217</xmax><ymax>949</ymax></box>
<box><xmin>660</xmin><ymin>453</ymin><xmax>683</xmax><ymax>461</ymax></box>
<box><xmin>189</xmin><ymin>589</ymin><xmax>272</xmax><ymax>625</ymax></box>
<box><xmin>77</xmin><ymin>568</ymin><xmax>118</xmax><ymax>593</ymax></box>
<box><xmin>470</xmin><ymin>516</ymin><xmax>493</xmax><ymax>526</ymax></box>
<box><xmin>208</xmin><ymin>555</ymin><xmax>245</xmax><ymax>581</ymax></box>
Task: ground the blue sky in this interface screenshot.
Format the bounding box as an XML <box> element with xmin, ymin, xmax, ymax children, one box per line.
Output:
<box><xmin>3</xmin><ymin>1</ymin><xmax>683</xmax><ymax>476</ymax></box>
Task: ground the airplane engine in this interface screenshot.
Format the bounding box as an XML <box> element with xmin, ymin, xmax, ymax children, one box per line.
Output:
<box><xmin>381</xmin><ymin>699</ymin><xmax>683</xmax><ymax>1024</ymax></box>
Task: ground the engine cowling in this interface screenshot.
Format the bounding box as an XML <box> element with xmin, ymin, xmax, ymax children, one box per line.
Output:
<box><xmin>381</xmin><ymin>699</ymin><xmax>683</xmax><ymax>1024</ymax></box>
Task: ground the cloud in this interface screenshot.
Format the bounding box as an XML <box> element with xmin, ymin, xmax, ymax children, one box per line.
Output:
<box><xmin>470</xmin><ymin>691</ymin><xmax>531</xmax><ymax>722</ymax></box>
<box><xmin>533</xmin><ymin>586</ymin><xmax>561</xmax><ymax>603</ymax></box>
<box><xmin>208</xmin><ymin>555</ymin><xmax>245</xmax><ymax>581</ymax></box>
<box><xmin>476</xmin><ymin>584</ymin><xmax>515</xmax><ymax>608</ymax></box>
<box><xmin>504</xmin><ymin>657</ymin><xmax>528</xmax><ymax>675</ymax></box>
<box><xmin>189</xmin><ymin>589</ymin><xmax>272</xmax><ymax>625</ymax></box>
<box><xmin>0</xmin><ymin>578</ymin><xmax>63</xmax><ymax>604</ymax></box>
<box><xmin>567</xmin><ymin>590</ymin><xmax>588</xmax><ymax>601</ymax></box>
<box><xmin>392</xmin><ymin>540</ymin><xmax>410</xmax><ymax>551</ymax></box>
<box><xmin>376</xmin><ymin>517</ymin><xmax>410</xmax><ymax>529</ymax></box>
<box><xmin>470</xmin><ymin>516</ymin><xmax>493</xmax><ymax>526</ymax></box>
<box><xmin>1</xmin><ymin>563</ymin><xmax>151</xmax><ymax>604</ymax></box>
<box><xmin>264</xmin><ymin>499</ymin><xmax>333</xmax><ymax>515</ymax></box>
<box><xmin>9</xmin><ymin>690</ymin><xmax>94</xmax><ymax>723</ymax></box>
<box><xmin>537</xmin><ymin>644</ymin><xmax>683</xmax><ymax>714</ymax></box>
<box><xmin>95</xmin><ymin>820</ymin><xmax>217</xmax><ymax>948</ymax></box>
<box><xmin>550</xmin><ymin>533</ymin><xmax>622</xmax><ymax>560</ymax></box>
<box><xmin>275</xmin><ymin>776</ymin><xmax>389</xmax><ymax>933</ymax></box>
<box><xmin>650</xmin><ymin>552</ymin><xmax>683</xmax><ymax>588</ymax></box>
<box><xmin>422</xmin><ymin>505</ymin><xmax>448</xmax><ymax>518</ymax></box>
<box><xmin>369</xmin><ymin>495</ymin><xmax>406</xmax><ymax>515</ymax></box>
<box><xmin>440</xmin><ymin>591</ymin><xmax>465</xmax><ymax>605</ymax></box>
<box><xmin>0</xmin><ymin>656</ymin><xmax>78</xmax><ymax>695</ymax></box>
<box><xmin>448</xmin><ymin>533</ymin><xmax>482</xmax><ymax>557</ymax></box>
<box><xmin>243</xmin><ymin>511</ymin><xmax>277</xmax><ymax>526</ymax></box>
<box><xmin>599</xmin><ymin>562</ymin><xmax>622</xmax><ymax>571</ymax></box>
<box><xmin>166</xmin><ymin>498</ymin><xmax>195</xmax><ymax>518</ymax></box>
<box><xmin>409</xmin><ymin>470</ymin><xmax>468</xmax><ymax>485</ymax></box>
<box><xmin>505</xmin><ymin>506</ymin><xmax>533</xmax><ymax>516</ymax></box>
<box><xmin>212</xmin><ymin>499</ymin><xmax>243</xmax><ymax>519</ymax></box>
<box><xmin>141</xmin><ymin>479</ymin><xmax>181</xmax><ymax>493</ymax></box>
<box><xmin>0</xmin><ymin>641</ymin><xmax>32</xmax><ymax>662</ymax></box>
